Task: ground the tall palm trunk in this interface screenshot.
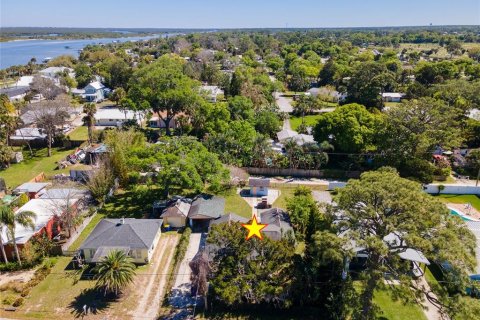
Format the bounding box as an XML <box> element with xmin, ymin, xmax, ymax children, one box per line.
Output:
<box><xmin>9</xmin><ymin>227</ymin><xmax>22</xmax><ymax>265</ymax></box>
<box><xmin>0</xmin><ymin>229</ymin><xmax>8</xmax><ymax>263</ymax></box>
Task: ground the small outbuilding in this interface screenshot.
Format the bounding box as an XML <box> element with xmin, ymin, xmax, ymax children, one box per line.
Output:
<box><xmin>249</xmin><ymin>178</ymin><xmax>270</xmax><ymax>197</ymax></box>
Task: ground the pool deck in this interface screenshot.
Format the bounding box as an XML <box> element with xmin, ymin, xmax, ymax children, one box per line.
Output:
<box><xmin>448</xmin><ymin>203</ymin><xmax>480</xmax><ymax>221</ymax></box>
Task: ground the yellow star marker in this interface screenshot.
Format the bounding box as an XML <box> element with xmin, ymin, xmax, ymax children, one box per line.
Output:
<box><xmin>242</xmin><ymin>214</ymin><xmax>267</xmax><ymax>240</ymax></box>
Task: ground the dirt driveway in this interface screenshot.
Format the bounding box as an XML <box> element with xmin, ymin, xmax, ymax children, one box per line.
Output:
<box><xmin>127</xmin><ymin>234</ymin><xmax>179</xmax><ymax>319</ymax></box>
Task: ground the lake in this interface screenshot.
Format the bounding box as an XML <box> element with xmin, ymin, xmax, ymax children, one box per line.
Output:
<box><xmin>0</xmin><ymin>34</ymin><xmax>165</xmax><ymax>69</ymax></box>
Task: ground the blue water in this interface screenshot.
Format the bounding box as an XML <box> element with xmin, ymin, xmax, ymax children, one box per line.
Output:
<box><xmin>0</xmin><ymin>34</ymin><xmax>165</xmax><ymax>69</ymax></box>
<box><xmin>450</xmin><ymin>209</ymin><xmax>474</xmax><ymax>221</ymax></box>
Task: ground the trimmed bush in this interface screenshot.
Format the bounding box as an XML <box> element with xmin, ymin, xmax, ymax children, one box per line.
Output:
<box><xmin>12</xmin><ymin>297</ymin><xmax>24</xmax><ymax>307</ymax></box>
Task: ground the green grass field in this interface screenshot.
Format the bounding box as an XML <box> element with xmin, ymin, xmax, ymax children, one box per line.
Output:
<box><xmin>67</xmin><ymin>126</ymin><xmax>89</xmax><ymax>141</ymax></box>
<box><xmin>435</xmin><ymin>194</ymin><xmax>480</xmax><ymax>211</ymax></box>
<box><xmin>289</xmin><ymin>115</ymin><xmax>323</xmax><ymax>131</ymax></box>
<box><xmin>272</xmin><ymin>183</ymin><xmax>327</xmax><ymax>209</ymax></box>
<box><xmin>222</xmin><ymin>188</ymin><xmax>252</xmax><ymax>219</ymax></box>
<box><xmin>374</xmin><ymin>290</ymin><xmax>427</xmax><ymax>320</ymax></box>
<box><xmin>0</xmin><ymin>147</ymin><xmax>77</xmax><ymax>189</ymax></box>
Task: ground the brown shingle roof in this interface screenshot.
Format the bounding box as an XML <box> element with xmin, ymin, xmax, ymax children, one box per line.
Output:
<box><xmin>249</xmin><ymin>178</ymin><xmax>270</xmax><ymax>188</ymax></box>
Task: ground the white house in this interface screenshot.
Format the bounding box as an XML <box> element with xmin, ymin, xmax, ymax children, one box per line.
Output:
<box><xmin>200</xmin><ymin>85</ymin><xmax>223</xmax><ymax>103</ymax></box>
<box><xmin>94</xmin><ymin>108</ymin><xmax>139</xmax><ymax>127</ymax></box>
<box><xmin>381</xmin><ymin>92</ymin><xmax>405</xmax><ymax>103</ymax></box>
<box><xmin>84</xmin><ymin>81</ymin><xmax>108</xmax><ymax>103</ymax></box>
<box><xmin>38</xmin><ymin>67</ymin><xmax>74</xmax><ymax>83</ymax></box>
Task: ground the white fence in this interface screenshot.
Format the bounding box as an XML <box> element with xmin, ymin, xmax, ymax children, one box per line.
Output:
<box><xmin>423</xmin><ymin>184</ymin><xmax>480</xmax><ymax>195</ymax></box>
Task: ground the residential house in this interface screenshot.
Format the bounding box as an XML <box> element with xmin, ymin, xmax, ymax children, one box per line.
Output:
<box><xmin>39</xmin><ymin>188</ymin><xmax>89</xmax><ymax>199</ymax></box>
<box><xmin>94</xmin><ymin>108</ymin><xmax>139</xmax><ymax>127</ymax></box>
<box><xmin>13</xmin><ymin>182</ymin><xmax>50</xmax><ymax>199</ymax></box>
<box><xmin>84</xmin><ymin>81</ymin><xmax>108</xmax><ymax>103</ymax></box>
<box><xmin>260</xmin><ymin>208</ymin><xmax>294</xmax><ymax>240</ymax></box>
<box><xmin>249</xmin><ymin>178</ymin><xmax>270</xmax><ymax>197</ymax></box>
<box><xmin>347</xmin><ymin>232</ymin><xmax>430</xmax><ymax>277</ymax></box>
<box><xmin>161</xmin><ymin>198</ymin><xmax>191</xmax><ymax>228</ymax></box>
<box><xmin>0</xmin><ymin>86</ymin><xmax>30</xmax><ymax>101</ymax></box>
<box><xmin>0</xmin><ymin>198</ymin><xmax>79</xmax><ymax>260</ymax></box>
<box><xmin>79</xmin><ymin>218</ymin><xmax>163</xmax><ymax>264</ymax></box>
<box><xmin>38</xmin><ymin>67</ymin><xmax>74</xmax><ymax>83</ymax></box>
<box><xmin>276</xmin><ymin>129</ymin><xmax>315</xmax><ymax>146</ymax></box>
<box><xmin>9</xmin><ymin>128</ymin><xmax>48</xmax><ymax>147</ymax></box>
<box><xmin>148</xmin><ymin>114</ymin><xmax>178</xmax><ymax>129</ymax></box>
<box><xmin>200</xmin><ymin>85</ymin><xmax>224</xmax><ymax>103</ymax></box>
<box><xmin>210</xmin><ymin>213</ymin><xmax>249</xmax><ymax>227</ymax></box>
<box><xmin>307</xmin><ymin>87</ymin><xmax>346</xmax><ymax>102</ymax></box>
<box><xmin>381</xmin><ymin>92</ymin><xmax>405</xmax><ymax>103</ymax></box>
<box><xmin>188</xmin><ymin>195</ymin><xmax>225</xmax><ymax>230</ymax></box>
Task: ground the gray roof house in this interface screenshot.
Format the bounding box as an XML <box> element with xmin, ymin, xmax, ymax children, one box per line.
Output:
<box><xmin>210</xmin><ymin>213</ymin><xmax>249</xmax><ymax>226</ymax></box>
<box><xmin>188</xmin><ymin>195</ymin><xmax>225</xmax><ymax>230</ymax></box>
<box><xmin>260</xmin><ymin>208</ymin><xmax>294</xmax><ymax>240</ymax></box>
<box><xmin>79</xmin><ymin>218</ymin><xmax>163</xmax><ymax>264</ymax></box>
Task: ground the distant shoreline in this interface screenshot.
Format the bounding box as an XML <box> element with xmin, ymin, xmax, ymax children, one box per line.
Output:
<box><xmin>0</xmin><ymin>33</ymin><xmax>157</xmax><ymax>43</ymax></box>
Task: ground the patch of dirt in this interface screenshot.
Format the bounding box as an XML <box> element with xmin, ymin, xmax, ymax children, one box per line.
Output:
<box><xmin>0</xmin><ymin>268</ymin><xmax>36</xmax><ymax>287</ymax></box>
<box><xmin>129</xmin><ymin>235</ymin><xmax>179</xmax><ymax>319</ymax></box>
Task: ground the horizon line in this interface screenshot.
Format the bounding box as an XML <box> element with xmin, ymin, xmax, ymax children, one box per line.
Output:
<box><xmin>1</xmin><ymin>24</ymin><xmax>479</xmax><ymax>30</ymax></box>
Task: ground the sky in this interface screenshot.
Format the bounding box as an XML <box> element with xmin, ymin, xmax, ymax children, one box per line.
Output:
<box><xmin>1</xmin><ymin>0</ymin><xmax>479</xmax><ymax>29</ymax></box>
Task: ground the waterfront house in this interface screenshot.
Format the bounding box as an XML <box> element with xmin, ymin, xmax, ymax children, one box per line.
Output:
<box><xmin>84</xmin><ymin>81</ymin><xmax>108</xmax><ymax>103</ymax></box>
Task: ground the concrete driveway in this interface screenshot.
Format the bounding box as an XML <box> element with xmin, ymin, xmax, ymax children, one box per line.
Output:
<box><xmin>170</xmin><ymin>232</ymin><xmax>205</xmax><ymax>308</ymax></box>
<box><xmin>274</xmin><ymin>92</ymin><xmax>294</xmax><ymax>113</ymax></box>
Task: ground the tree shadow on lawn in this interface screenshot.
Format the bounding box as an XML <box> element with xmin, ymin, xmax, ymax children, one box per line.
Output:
<box><xmin>69</xmin><ymin>287</ymin><xmax>116</xmax><ymax>318</ymax></box>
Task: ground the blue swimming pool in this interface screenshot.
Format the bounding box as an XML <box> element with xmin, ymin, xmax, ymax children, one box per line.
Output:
<box><xmin>450</xmin><ymin>208</ymin><xmax>477</xmax><ymax>221</ymax></box>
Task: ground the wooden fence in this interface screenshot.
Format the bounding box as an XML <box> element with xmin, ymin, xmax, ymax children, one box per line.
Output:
<box><xmin>242</xmin><ymin>167</ymin><xmax>361</xmax><ymax>179</ymax></box>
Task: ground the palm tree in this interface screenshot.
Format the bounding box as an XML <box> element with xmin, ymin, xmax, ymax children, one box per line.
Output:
<box><xmin>93</xmin><ymin>250</ymin><xmax>136</xmax><ymax>296</ymax></box>
<box><xmin>0</xmin><ymin>205</ymin><xmax>36</xmax><ymax>265</ymax></box>
<box><xmin>83</xmin><ymin>102</ymin><xmax>97</xmax><ymax>144</ymax></box>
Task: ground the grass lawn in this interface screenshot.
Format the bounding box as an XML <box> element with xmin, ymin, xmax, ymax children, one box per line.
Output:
<box><xmin>272</xmin><ymin>184</ymin><xmax>327</xmax><ymax>210</ymax></box>
<box><xmin>0</xmin><ymin>147</ymin><xmax>78</xmax><ymax>189</ymax></box>
<box><xmin>16</xmin><ymin>256</ymin><xmax>97</xmax><ymax>319</ymax></box>
<box><xmin>67</xmin><ymin>125</ymin><xmax>88</xmax><ymax>141</ymax></box>
<box><xmin>289</xmin><ymin>114</ymin><xmax>323</xmax><ymax>131</ymax></box>
<box><xmin>435</xmin><ymin>194</ymin><xmax>480</xmax><ymax>211</ymax></box>
<box><xmin>100</xmin><ymin>186</ymin><xmax>165</xmax><ymax>219</ymax></box>
<box><xmin>222</xmin><ymin>188</ymin><xmax>252</xmax><ymax>219</ymax></box>
<box><xmin>374</xmin><ymin>289</ymin><xmax>427</xmax><ymax>320</ymax></box>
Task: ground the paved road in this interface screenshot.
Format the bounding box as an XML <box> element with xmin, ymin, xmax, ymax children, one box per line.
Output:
<box><xmin>274</xmin><ymin>92</ymin><xmax>294</xmax><ymax>113</ymax></box>
<box><xmin>170</xmin><ymin>233</ymin><xmax>205</xmax><ymax>308</ymax></box>
<box><xmin>283</xmin><ymin>118</ymin><xmax>292</xmax><ymax>130</ymax></box>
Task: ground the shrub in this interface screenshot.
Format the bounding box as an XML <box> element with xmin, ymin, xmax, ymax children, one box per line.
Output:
<box><xmin>20</xmin><ymin>288</ymin><xmax>31</xmax><ymax>297</ymax></box>
<box><xmin>12</xmin><ymin>297</ymin><xmax>24</xmax><ymax>307</ymax></box>
<box><xmin>2</xmin><ymin>294</ymin><xmax>16</xmax><ymax>305</ymax></box>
